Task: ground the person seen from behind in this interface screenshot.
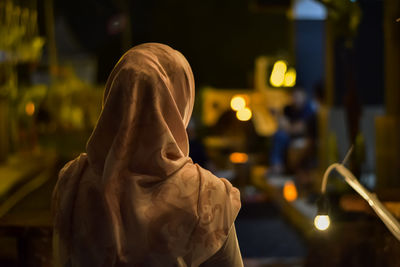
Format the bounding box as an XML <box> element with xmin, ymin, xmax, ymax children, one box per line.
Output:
<box><xmin>52</xmin><ymin>43</ymin><xmax>243</xmax><ymax>267</ymax></box>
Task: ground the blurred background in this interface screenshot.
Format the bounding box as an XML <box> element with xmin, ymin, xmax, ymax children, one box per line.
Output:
<box><xmin>0</xmin><ymin>0</ymin><xmax>400</xmax><ymax>266</ymax></box>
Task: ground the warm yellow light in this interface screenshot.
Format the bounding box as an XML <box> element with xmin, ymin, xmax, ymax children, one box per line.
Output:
<box><xmin>229</xmin><ymin>152</ymin><xmax>248</xmax><ymax>164</ymax></box>
<box><xmin>284</xmin><ymin>68</ymin><xmax>296</xmax><ymax>87</ymax></box>
<box><xmin>269</xmin><ymin>60</ymin><xmax>287</xmax><ymax>87</ymax></box>
<box><xmin>230</xmin><ymin>95</ymin><xmax>246</xmax><ymax>111</ymax></box>
<box><xmin>283</xmin><ymin>180</ymin><xmax>298</xmax><ymax>202</ymax></box>
<box><xmin>274</xmin><ymin>60</ymin><xmax>287</xmax><ymax>72</ymax></box>
<box><xmin>314</xmin><ymin>215</ymin><xmax>330</xmax><ymax>231</ymax></box>
<box><xmin>25</xmin><ymin>101</ymin><xmax>35</xmax><ymax>116</ymax></box>
<box><xmin>236</xmin><ymin>107</ymin><xmax>252</xmax><ymax>121</ymax></box>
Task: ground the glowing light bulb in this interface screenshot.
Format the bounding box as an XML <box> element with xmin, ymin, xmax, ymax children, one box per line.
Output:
<box><xmin>269</xmin><ymin>60</ymin><xmax>287</xmax><ymax>87</ymax></box>
<box><xmin>283</xmin><ymin>68</ymin><xmax>296</xmax><ymax>87</ymax></box>
<box><xmin>283</xmin><ymin>180</ymin><xmax>298</xmax><ymax>202</ymax></box>
<box><xmin>230</xmin><ymin>95</ymin><xmax>246</xmax><ymax>111</ymax></box>
<box><xmin>25</xmin><ymin>101</ymin><xmax>35</xmax><ymax>116</ymax></box>
<box><xmin>314</xmin><ymin>215</ymin><xmax>330</xmax><ymax>231</ymax></box>
<box><xmin>236</xmin><ymin>107</ymin><xmax>252</xmax><ymax>121</ymax></box>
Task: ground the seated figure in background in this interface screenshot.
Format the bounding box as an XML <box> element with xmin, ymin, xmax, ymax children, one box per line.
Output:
<box><xmin>269</xmin><ymin>87</ymin><xmax>317</xmax><ymax>175</ymax></box>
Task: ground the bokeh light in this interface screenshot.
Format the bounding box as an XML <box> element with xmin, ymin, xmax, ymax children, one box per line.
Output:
<box><xmin>314</xmin><ymin>215</ymin><xmax>330</xmax><ymax>231</ymax></box>
<box><xmin>283</xmin><ymin>68</ymin><xmax>296</xmax><ymax>87</ymax></box>
<box><xmin>25</xmin><ymin>101</ymin><xmax>35</xmax><ymax>116</ymax></box>
<box><xmin>229</xmin><ymin>152</ymin><xmax>249</xmax><ymax>164</ymax></box>
<box><xmin>283</xmin><ymin>180</ymin><xmax>298</xmax><ymax>202</ymax></box>
<box><xmin>230</xmin><ymin>95</ymin><xmax>247</xmax><ymax>111</ymax></box>
<box><xmin>270</xmin><ymin>60</ymin><xmax>287</xmax><ymax>87</ymax></box>
<box><xmin>236</xmin><ymin>107</ymin><xmax>252</xmax><ymax>121</ymax></box>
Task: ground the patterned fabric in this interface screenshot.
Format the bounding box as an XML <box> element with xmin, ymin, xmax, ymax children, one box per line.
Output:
<box><xmin>52</xmin><ymin>43</ymin><xmax>241</xmax><ymax>267</ymax></box>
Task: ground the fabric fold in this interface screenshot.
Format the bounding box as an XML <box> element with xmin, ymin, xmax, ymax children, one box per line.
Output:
<box><xmin>52</xmin><ymin>43</ymin><xmax>241</xmax><ymax>267</ymax></box>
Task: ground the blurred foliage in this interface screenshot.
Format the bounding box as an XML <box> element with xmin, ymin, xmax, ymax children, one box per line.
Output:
<box><xmin>17</xmin><ymin>84</ymin><xmax>47</xmax><ymax>127</ymax></box>
<box><xmin>13</xmin><ymin>66</ymin><xmax>102</xmax><ymax>134</ymax></box>
<box><xmin>0</xmin><ymin>0</ymin><xmax>44</xmax><ymax>63</ymax></box>
<box><xmin>0</xmin><ymin>64</ymin><xmax>17</xmax><ymax>99</ymax></box>
<box><xmin>0</xmin><ymin>0</ymin><xmax>104</xmax><ymax>158</ymax></box>
<box><xmin>44</xmin><ymin>66</ymin><xmax>102</xmax><ymax>132</ymax></box>
<box><xmin>12</xmin><ymin>66</ymin><xmax>103</xmax><ymax>156</ymax></box>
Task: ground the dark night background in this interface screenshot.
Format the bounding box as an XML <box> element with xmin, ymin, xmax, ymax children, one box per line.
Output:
<box><xmin>54</xmin><ymin>0</ymin><xmax>291</xmax><ymax>89</ymax></box>
<box><xmin>44</xmin><ymin>0</ymin><xmax>384</xmax><ymax>106</ymax></box>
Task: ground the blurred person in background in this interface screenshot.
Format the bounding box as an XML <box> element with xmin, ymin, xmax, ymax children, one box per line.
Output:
<box><xmin>52</xmin><ymin>43</ymin><xmax>243</xmax><ymax>267</ymax></box>
<box><xmin>269</xmin><ymin>87</ymin><xmax>317</xmax><ymax>176</ymax></box>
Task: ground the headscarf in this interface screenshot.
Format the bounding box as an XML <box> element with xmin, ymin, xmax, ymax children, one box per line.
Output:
<box><xmin>52</xmin><ymin>43</ymin><xmax>241</xmax><ymax>267</ymax></box>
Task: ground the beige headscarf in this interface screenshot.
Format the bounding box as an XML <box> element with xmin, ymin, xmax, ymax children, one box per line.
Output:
<box><xmin>52</xmin><ymin>43</ymin><xmax>241</xmax><ymax>267</ymax></box>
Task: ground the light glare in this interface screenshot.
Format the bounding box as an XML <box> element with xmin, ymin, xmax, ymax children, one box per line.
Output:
<box><xmin>283</xmin><ymin>180</ymin><xmax>298</xmax><ymax>202</ymax></box>
<box><xmin>25</xmin><ymin>101</ymin><xmax>35</xmax><ymax>116</ymax></box>
<box><xmin>314</xmin><ymin>215</ymin><xmax>330</xmax><ymax>231</ymax></box>
<box><xmin>229</xmin><ymin>152</ymin><xmax>248</xmax><ymax>164</ymax></box>
<box><xmin>270</xmin><ymin>60</ymin><xmax>287</xmax><ymax>87</ymax></box>
<box><xmin>230</xmin><ymin>95</ymin><xmax>246</xmax><ymax>111</ymax></box>
<box><xmin>236</xmin><ymin>107</ymin><xmax>252</xmax><ymax>121</ymax></box>
<box><xmin>284</xmin><ymin>68</ymin><xmax>296</xmax><ymax>87</ymax></box>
